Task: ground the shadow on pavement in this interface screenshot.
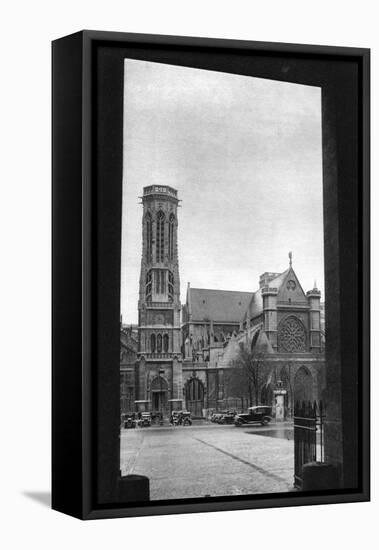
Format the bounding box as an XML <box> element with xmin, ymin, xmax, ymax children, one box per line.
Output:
<box><xmin>22</xmin><ymin>491</ymin><xmax>51</xmax><ymax>507</ymax></box>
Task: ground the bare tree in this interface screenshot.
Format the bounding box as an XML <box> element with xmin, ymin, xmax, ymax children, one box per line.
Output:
<box><xmin>224</xmin><ymin>363</ymin><xmax>248</xmax><ymax>409</ymax></box>
<box><xmin>226</xmin><ymin>343</ymin><xmax>269</xmax><ymax>407</ymax></box>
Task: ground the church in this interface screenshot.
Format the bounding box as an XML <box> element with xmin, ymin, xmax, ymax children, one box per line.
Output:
<box><xmin>120</xmin><ymin>185</ymin><xmax>325</xmax><ymax>418</ymax></box>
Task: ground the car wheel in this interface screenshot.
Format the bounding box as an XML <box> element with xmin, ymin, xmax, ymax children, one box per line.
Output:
<box><xmin>261</xmin><ymin>417</ymin><xmax>270</xmax><ymax>426</ymax></box>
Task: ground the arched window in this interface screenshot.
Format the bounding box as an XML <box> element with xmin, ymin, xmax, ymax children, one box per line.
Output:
<box><xmin>156</xmin><ymin>211</ymin><xmax>165</xmax><ymax>263</ymax></box>
<box><xmin>145</xmin><ymin>270</ymin><xmax>152</xmax><ymax>301</ymax></box>
<box><xmin>157</xmin><ymin>334</ymin><xmax>162</xmax><ymax>353</ymax></box>
<box><xmin>163</xmin><ymin>333</ymin><xmax>169</xmax><ymax>352</ymax></box>
<box><xmin>278</xmin><ymin>316</ymin><xmax>306</xmax><ymax>352</ymax></box>
<box><xmin>155</xmin><ymin>270</ymin><xmax>166</xmax><ymax>295</ymax></box>
<box><xmin>168</xmin><ymin>213</ymin><xmax>175</xmax><ymax>261</ymax></box>
<box><xmin>146</xmin><ymin>212</ymin><xmax>152</xmax><ymax>262</ymax></box>
<box><xmin>168</xmin><ymin>271</ymin><xmax>174</xmax><ymax>301</ymax></box>
<box><xmin>150</xmin><ymin>333</ymin><xmax>156</xmax><ymax>353</ymax></box>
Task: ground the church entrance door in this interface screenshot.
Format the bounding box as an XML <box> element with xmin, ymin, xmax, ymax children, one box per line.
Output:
<box><xmin>152</xmin><ymin>391</ymin><xmax>168</xmax><ymax>415</ymax></box>
<box><xmin>185</xmin><ymin>378</ymin><xmax>204</xmax><ymax>418</ymax></box>
<box><xmin>150</xmin><ymin>375</ymin><xmax>169</xmax><ymax>417</ymax></box>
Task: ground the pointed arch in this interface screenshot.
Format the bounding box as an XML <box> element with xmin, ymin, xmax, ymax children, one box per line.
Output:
<box><xmin>163</xmin><ymin>333</ymin><xmax>169</xmax><ymax>352</ymax></box>
<box><xmin>150</xmin><ymin>375</ymin><xmax>168</xmax><ymax>392</ymax></box>
<box><xmin>278</xmin><ymin>315</ymin><xmax>306</xmax><ymax>352</ymax></box>
<box><xmin>168</xmin><ymin>213</ymin><xmax>175</xmax><ymax>261</ymax></box>
<box><xmin>156</xmin><ymin>211</ymin><xmax>165</xmax><ymax>263</ymax></box>
<box><xmin>145</xmin><ymin>212</ymin><xmax>152</xmax><ymax>262</ymax></box>
<box><xmin>150</xmin><ymin>333</ymin><xmax>156</xmax><ymax>353</ymax></box>
<box><xmin>157</xmin><ymin>333</ymin><xmax>162</xmax><ymax>353</ymax></box>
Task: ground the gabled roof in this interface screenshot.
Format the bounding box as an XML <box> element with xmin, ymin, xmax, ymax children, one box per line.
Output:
<box><xmin>245</xmin><ymin>267</ymin><xmax>306</xmax><ymax>321</ymax></box>
<box><xmin>276</xmin><ymin>267</ymin><xmax>307</xmax><ymax>303</ymax></box>
<box><xmin>267</xmin><ymin>268</ymin><xmax>291</xmax><ymax>290</ymax></box>
<box><xmin>188</xmin><ymin>288</ymin><xmax>253</xmax><ymax>324</ymax></box>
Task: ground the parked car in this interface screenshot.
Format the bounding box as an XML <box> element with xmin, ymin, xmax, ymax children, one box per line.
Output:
<box><xmin>139</xmin><ymin>412</ymin><xmax>152</xmax><ymax>427</ymax></box>
<box><xmin>219</xmin><ymin>411</ymin><xmax>237</xmax><ymax>424</ymax></box>
<box><xmin>215</xmin><ymin>410</ymin><xmax>233</xmax><ymax>424</ymax></box>
<box><xmin>170</xmin><ymin>410</ymin><xmax>192</xmax><ymax>426</ymax></box>
<box><xmin>151</xmin><ymin>412</ymin><xmax>164</xmax><ymax>425</ymax></box>
<box><xmin>179</xmin><ymin>411</ymin><xmax>192</xmax><ymax>426</ymax></box>
<box><xmin>123</xmin><ymin>412</ymin><xmax>136</xmax><ymax>429</ymax></box>
<box><xmin>234</xmin><ymin>406</ymin><xmax>272</xmax><ymax>426</ymax></box>
<box><xmin>211</xmin><ymin>412</ymin><xmax>224</xmax><ymax>423</ymax></box>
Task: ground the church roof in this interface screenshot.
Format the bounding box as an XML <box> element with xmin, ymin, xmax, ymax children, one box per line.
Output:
<box><xmin>188</xmin><ymin>288</ymin><xmax>253</xmax><ymax>323</ymax></box>
<box><xmin>267</xmin><ymin>268</ymin><xmax>291</xmax><ymax>289</ymax></box>
<box><xmin>254</xmin><ymin>329</ymin><xmax>274</xmax><ymax>355</ymax></box>
<box><xmin>246</xmin><ymin>268</ymin><xmax>295</xmax><ymax>320</ymax></box>
<box><xmin>246</xmin><ymin>290</ymin><xmax>263</xmax><ymax>320</ymax></box>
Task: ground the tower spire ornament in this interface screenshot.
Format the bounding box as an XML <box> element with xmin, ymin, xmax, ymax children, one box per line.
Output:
<box><xmin>289</xmin><ymin>251</ymin><xmax>293</xmax><ymax>268</ymax></box>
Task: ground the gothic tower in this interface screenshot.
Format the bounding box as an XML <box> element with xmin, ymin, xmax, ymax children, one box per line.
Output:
<box><xmin>135</xmin><ymin>185</ymin><xmax>183</xmax><ymax>415</ymax></box>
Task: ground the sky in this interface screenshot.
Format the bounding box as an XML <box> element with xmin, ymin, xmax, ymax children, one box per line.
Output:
<box><xmin>121</xmin><ymin>59</ymin><xmax>324</xmax><ymax>324</ymax></box>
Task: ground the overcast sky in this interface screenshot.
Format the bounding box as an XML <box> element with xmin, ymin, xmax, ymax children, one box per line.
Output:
<box><xmin>121</xmin><ymin>59</ymin><xmax>324</xmax><ymax>324</ymax></box>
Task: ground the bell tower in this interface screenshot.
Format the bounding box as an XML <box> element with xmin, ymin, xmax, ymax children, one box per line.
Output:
<box><xmin>138</xmin><ymin>185</ymin><xmax>181</xmax><ymax>311</ymax></box>
<box><xmin>135</xmin><ymin>185</ymin><xmax>183</xmax><ymax>414</ymax></box>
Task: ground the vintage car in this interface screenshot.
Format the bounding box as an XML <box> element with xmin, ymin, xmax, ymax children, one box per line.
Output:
<box><xmin>234</xmin><ymin>406</ymin><xmax>272</xmax><ymax>426</ymax></box>
<box><xmin>139</xmin><ymin>412</ymin><xmax>152</xmax><ymax>427</ymax></box>
<box><xmin>210</xmin><ymin>412</ymin><xmax>224</xmax><ymax>423</ymax></box>
<box><xmin>218</xmin><ymin>411</ymin><xmax>237</xmax><ymax>424</ymax></box>
<box><xmin>170</xmin><ymin>410</ymin><xmax>192</xmax><ymax>426</ymax></box>
<box><xmin>123</xmin><ymin>412</ymin><xmax>137</xmax><ymax>429</ymax></box>
<box><xmin>179</xmin><ymin>411</ymin><xmax>192</xmax><ymax>426</ymax></box>
<box><xmin>151</xmin><ymin>412</ymin><xmax>164</xmax><ymax>425</ymax></box>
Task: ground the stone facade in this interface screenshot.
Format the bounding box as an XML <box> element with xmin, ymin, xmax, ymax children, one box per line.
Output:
<box><xmin>121</xmin><ymin>186</ymin><xmax>325</xmax><ymax>418</ymax></box>
<box><xmin>180</xmin><ymin>265</ymin><xmax>325</xmax><ymax>416</ymax></box>
<box><xmin>134</xmin><ymin>185</ymin><xmax>183</xmax><ymax>415</ymax></box>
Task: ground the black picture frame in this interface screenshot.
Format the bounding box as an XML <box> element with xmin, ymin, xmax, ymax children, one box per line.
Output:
<box><xmin>52</xmin><ymin>30</ymin><xmax>370</xmax><ymax>520</ymax></box>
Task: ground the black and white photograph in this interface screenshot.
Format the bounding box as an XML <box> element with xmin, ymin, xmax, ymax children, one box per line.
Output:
<box><xmin>119</xmin><ymin>59</ymin><xmax>330</xmax><ymax>501</ymax></box>
<box><xmin>48</xmin><ymin>29</ymin><xmax>370</xmax><ymax>522</ymax></box>
<box><xmin>2</xmin><ymin>0</ymin><xmax>376</xmax><ymax>545</ymax></box>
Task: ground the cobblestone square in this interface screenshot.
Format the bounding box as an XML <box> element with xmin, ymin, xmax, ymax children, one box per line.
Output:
<box><xmin>120</xmin><ymin>423</ymin><xmax>294</xmax><ymax>500</ymax></box>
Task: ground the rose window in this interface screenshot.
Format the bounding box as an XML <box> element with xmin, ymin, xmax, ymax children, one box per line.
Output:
<box><xmin>278</xmin><ymin>316</ymin><xmax>306</xmax><ymax>352</ymax></box>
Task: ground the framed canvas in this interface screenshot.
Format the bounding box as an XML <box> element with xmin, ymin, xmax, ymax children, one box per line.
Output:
<box><xmin>52</xmin><ymin>30</ymin><xmax>370</xmax><ymax>520</ymax></box>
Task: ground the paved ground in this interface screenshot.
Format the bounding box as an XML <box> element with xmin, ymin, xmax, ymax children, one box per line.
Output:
<box><xmin>120</xmin><ymin>422</ymin><xmax>294</xmax><ymax>500</ymax></box>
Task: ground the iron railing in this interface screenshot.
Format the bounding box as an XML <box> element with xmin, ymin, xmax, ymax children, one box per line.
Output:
<box><xmin>294</xmin><ymin>400</ymin><xmax>325</xmax><ymax>489</ymax></box>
